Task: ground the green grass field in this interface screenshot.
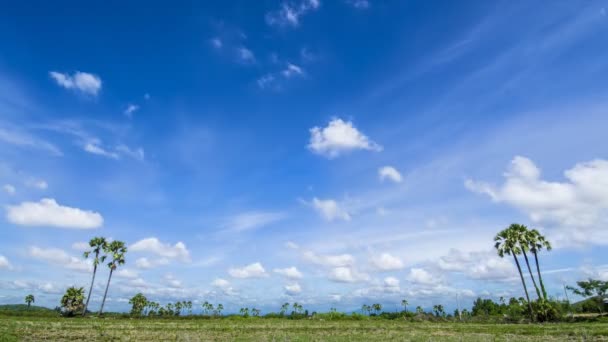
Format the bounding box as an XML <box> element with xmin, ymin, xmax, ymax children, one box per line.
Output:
<box><xmin>1</xmin><ymin>316</ymin><xmax>607</xmax><ymax>341</ymax></box>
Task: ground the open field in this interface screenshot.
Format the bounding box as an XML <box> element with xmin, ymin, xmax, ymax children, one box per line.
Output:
<box><xmin>1</xmin><ymin>316</ymin><xmax>607</xmax><ymax>341</ymax></box>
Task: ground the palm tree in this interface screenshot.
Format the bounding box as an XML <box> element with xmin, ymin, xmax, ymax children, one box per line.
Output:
<box><xmin>495</xmin><ymin>225</ymin><xmax>534</xmax><ymax>320</ymax></box>
<box><xmin>371</xmin><ymin>303</ymin><xmax>382</xmax><ymax>315</ymax></box>
<box><xmin>415</xmin><ymin>306</ymin><xmax>424</xmax><ymax>314</ymax></box>
<box><xmin>61</xmin><ymin>287</ymin><xmax>85</xmax><ymax>316</ymax></box>
<box><xmin>82</xmin><ymin>237</ymin><xmax>107</xmax><ymax>316</ymax></box>
<box><xmin>527</xmin><ymin>228</ymin><xmax>552</xmax><ymax>300</ymax></box>
<box><xmin>280</xmin><ymin>302</ymin><xmax>290</xmax><ymax>316</ymax></box>
<box><xmin>514</xmin><ymin>225</ymin><xmax>542</xmax><ymax>300</ymax></box>
<box><xmin>25</xmin><ymin>294</ymin><xmax>34</xmax><ymax>309</ymax></box>
<box><xmin>99</xmin><ymin>240</ymin><xmax>127</xmax><ymax>315</ymax></box>
<box><xmin>401</xmin><ymin>299</ymin><xmax>408</xmax><ymax>313</ymax></box>
<box><xmin>216</xmin><ymin>303</ymin><xmax>224</xmax><ymax>316</ymax></box>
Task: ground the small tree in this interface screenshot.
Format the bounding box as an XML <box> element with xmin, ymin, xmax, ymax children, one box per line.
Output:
<box><xmin>251</xmin><ymin>308</ymin><xmax>261</xmax><ymax>317</ymax></box>
<box><xmin>129</xmin><ymin>293</ymin><xmax>148</xmax><ymax>316</ymax></box>
<box><xmin>371</xmin><ymin>303</ymin><xmax>382</xmax><ymax>315</ymax></box>
<box><xmin>280</xmin><ymin>302</ymin><xmax>290</xmax><ymax>316</ymax></box>
<box><xmin>567</xmin><ymin>279</ymin><xmax>608</xmax><ymax>314</ymax></box>
<box><xmin>61</xmin><ymin>287</ymin><xmax>85</xmax><ymax>316</ymax></box>
<box><xmin>25</xmin><ymin>294</ymin><xmax>35</xmax><ymax>309</ymax></box>
<box><xmin>361</xmin><ymin>304</ymin><xmax>371</xmax><ymax>316</ymax></box>
<box><xmin>239</xmin><ymin>307</ymin><xmax>250</xmax><ymax>317</ymax></box>
<box><xmin>416</xmin><ymin>306</ymin><xmax>424</xmax><ymax>314</ymax></box>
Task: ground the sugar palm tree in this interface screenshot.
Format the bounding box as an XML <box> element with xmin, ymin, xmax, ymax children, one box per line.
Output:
<box><xmin>495</xmin><ymin>225</ymin><xmax>534</xmax><ymax>320</ymax></box>
<box><xmin>513</xmin><ymin>225</ymin><xmax>542</xmax><ymax>300</ymax></box>
<box><xmin>526</xmin><ymin>228</ymin><xmax>552</xmax><ymax>300</ymax></box>
<box><xmin>280</xmin><ymin>302</ymin><xmax>290</xmax><ymax>316</ymax></box>
<box><xmin>25</xmin><ymin>294</ymin><xmax>34</xmax><ymax>309</ymax></box>
<box><xmin>99</xmin><ymin>240</ymin><xmax>127</xmax><ymax>315</ymax></box>
<box><xmin>401</xmin><ymin>299</ymin><xmax>408</xmax><ymax>313</ymax></box>
<box><xmin>61</xmin><ymin>287</ymin><xmax>85</xmax><ymax>316</ymax></box>
<box><xmin>82</xmin><ymin>237</ymin><xmax>107</xmax><ymax>316</ymax></box>
<box><xmin>216</xmin><ymin>303</ymin><xmax>224</xmax><ymax>316</ymax></box>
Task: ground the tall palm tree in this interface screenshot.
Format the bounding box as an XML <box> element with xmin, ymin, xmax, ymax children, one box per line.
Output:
<box><xmin>82</xmin><ymin>237</ymin><xmax>107</xmax><ymax>316</ymax></box>
<box><xmin>495</xmin><ymin>225</ymin><xmax>534</xmax><ymax>320</ymax></box>
<box><xmin>527</xmin><ymin>228</ymin><xmax>552</xmax><ymax>300</ymax></box>
<box><xmin>25</xmin><ymin>294</ymin><xmax>34</xmax><ymax>309</ymax></box>
<box><xmin>401</xmin><ymin>299</ymin><xmax>408</xmax><ymax>313</ymax></box>
<box><xmin>99</xmin><ymin>240</ymin><xmax>127</xmax><ymax>315</ymax></box>
<box><xmin>514</xmin><ymin>224</ymin><xmax>542</xmax><ymax>300</ymax></box>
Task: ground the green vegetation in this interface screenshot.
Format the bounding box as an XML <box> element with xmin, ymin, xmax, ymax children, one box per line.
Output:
<box><xmin>1</xmin><ymin>315</ymin><xmax>607</xmax><ymax>341</ymax></box>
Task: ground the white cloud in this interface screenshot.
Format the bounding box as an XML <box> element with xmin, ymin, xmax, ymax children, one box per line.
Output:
<box><xmin>71</xmin><ymin>241</ymin><xmax>89</xmax><ymax>251</ymax></box>
<box><xmin>84</xmin><ymin>141</ymin><xmax>119</xmax><ymax>159</ymax></box>
<box><xmin>384</xmin><ymin>276</ymin><xmax>400</xmax><ymax>288</ymax></box>
<box><xmin>407</xmin><ymin>268</ymin><xmax>442</xmax><ymax>285</ymax></box>
<box><xmin>273</xmin><ymin>266</ymin><xmax>303</xmax><ymax>280</ymax></box>
<box><xmin>115</xmin><ymin>145</ymin><xmax>145</xmax><ymax>161</ymax></box>
<box><xmin>124</xmin><ymin>104</ymin><xmax>139</xmax><ymax>118</ymax></box>
<box><xmin>130</xmin><ymin>238</ymin><xmax>191</xmax><ymax>262</ymax></box>
<box><xmin>466</xmin><ymin>156</ymin><xmax>608</xmax><ymax>246</ymax></box>
<box><xmin>302</xmin><ymin>250</ymin><xmax>354</xmax><ymax>267</ymax></box>
<box><xmin>163</xmin><ymin>274</ymin><xmax>182</xmax><ymax>288</ymax></box>
<box><xmin>6</xmin><ymin>198</ymin><xmax>103</xmax><ymax>229</ymax></box>
<box><xmin>436</xmin><ymin>249</ymin><xmax>516</xmax><ymax>280</ymax></box>
<box><xmin>0</xmin><ymin>127</ymin><xmax>62</xmax><ymax>156</ymax></box>
<box><xmin>378</xmin><ymin>166</ymin><xmax>403</xmax><ymax>183</ymax></box>
<box><xmin>25</xmin><ymin>179</ymin><xmax>48</xmax><ymax>190</ymax></box>
<box><xmin>346</xmin><ymin>0</ymin><xmax>369</xmax><ymax>9</ymax></box>
<box><xmin>257</xmin><ymin>74</ymin><xmax>276</xmax><ymax>89</ymax></box>
<box><xmin>236</xmin><ymin>47</ymin><xmax>256</xmax><ymax>64</ymax></box>
<box><xmin>266</xmin><ymin>0</ymin><xmax>320</xmax><ymax>27</ymax></box>
<box><xmin>228</xmin><ymin>262</ymin><xmax>268</xmax><ymax>278</ymax></box>
<box><xmin>116</xmin><ymin>268</ymin><xmax>139</xmax><ymax>279</ymax></box>
<box><xmin>308</xmin><ymin>118</ymin><xmax>382</xmax><ymax>158</ymax></box>
<box><xmin>134</xmin><ymin>257</ymin><xmax>170</xmax><ymax>269</ymax></box>
<box><xmin>285</xmin><ymin>282</ymin><xmax>302</xmax><ymax>295</ymax></box>
<box><xmin>282</xmin><ymin>63</ymin><xmax>304</xmax><ymax>78</ymax></box>
<box><xmin>0</xmin><ymin>255</ymin><xmax>12</xmax><ymax>270</ymax></box>
<box><xmin>370</xmin><ymin>253</ymin><xmax>404</xmax><ymax>271</ymax></box>
<box><xmin>212</xmin><ymin>278</ymin><xmax>231</xmax><ymax>288</ymax></box>
<box><xmin>210</xmin><ymin>37</ymin><xmax>222</xmax><ymax>49</ymax></box>
<box><xmin>49</xmin><ymin>71</ymin><xmax>102</xmax><ymax>96</ymax></box>
<box><xmin>328</xmin><ymin>266</ymin><xmax>369</xmax><ymax>283</ymax></box>
<box><xmin>28</xmin><ymin>246</ymin><xmax>91</xmax><ymax>272</ymax></box>
<box><xmin>310</xmin><ymin>197</ymin><xmax>351</xmax><ymax>221</ymax></box>
<box><xmin>3</xmin><ymin>184</ymin><xmax>15</xmax><ymax>195</ymax></box>
<box><xmin>223</xmin><ymin>211</ymin><xmax>285</xmax><ymax>232</ymax></box>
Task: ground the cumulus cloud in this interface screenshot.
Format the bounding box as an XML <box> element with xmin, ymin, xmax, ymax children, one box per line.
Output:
<box><xmin>130</xmin><ymin>238</ymin><xmax>191</xmax><ymax>262</ymax></box>
<box><xmin>116</xmin><ymin>268</ymin><xmax>139</xmax><ymax>279</ymax></box>
<box><xmin>236</xmin><ymin>47</ymin><xmax>256</xmax><ymax>64</ymax></box>
<box><xmin>28</xmin><ymin>246</ymin><xmax>91</xmax><ymax>272</ymax></box>
<box><xmin>3</xmin><ymin>184</ymin><xmax>15</xmax><ymax>195</ymax></box>
<box><xmin>49</xmin><ymin>71</ymin><xmax>102</xmax><ymax>96</ymax></box>
<box><xmin>212</xmin><ymin>278</ymin><xmax>237</xmax><ymax>296</ymax></box>
<box><xmin>163</xmin><ymin>273</ymin><xmax>183</xmax><ymax>288</ymax></box>
<box><xmin>383</xmin><ymin>276</ymin><xmax>400</xmax><ymax>293</ymax></box>
<box><xmin>436</xmin><ymin>249</ymin><xmax>516</xmax><ymax>280</ymax></box>
<box><xmin>302</xmin><ymin>250</ymin><xmax>354</xmax><ymax>267</ymax></box>
<box><xmin>134</xmin><ymin>257</ymin><xmax>170</xmax><ymax>269</ymax></box>
<box><xmin>310</xmin><ymin>197</ymin><xmax>351</xmax><ymax>221</ymax></box>
<box><xmin>0</xmin><ymin>255</ymin><xmax>12</xmax><ymax>270</ymax></box>
<box><xmin>71</xmin><ymin>241</ymin><xmax>89</xmax><ymax>251</ymax></box>
<box><xmin>308</xmin><ymin>118</ymin><xmax>382</xmax><ymax>158</ymax></box>
<box><xmin>370</xmin><ymin>253</ymin><xmax>404</xmax><ymax>271</ymax></box>
<box><xmin>274</xmin><ymin>266</ymin><xmax>303</xmax><ymax>280</ymax></box>
<box><xmin>407</xmin><ymin>268</ymin><xmax>443</xmax><ymax>285</ymax></box>
<box><xmin>285</xmin><ymin>282</ymin><xmax>302</xmax><ymax>295</ymax></box>
<box><xmin>6</xmin><ymin>198</ymin><xmax>103</xmax><ymax>229</ymax></box>
<box><xmin>466</xmin><ymin>156</ymin><xmax>608</xmax><ymax>246</ymax></box>
<box><xmin>266</xmin><ymin>0</ymin><xmax>320</xmax><ymax>27</ymax></box>
<box><xmin>228</xmin><ymin>262</ymin><xmax>268</xmax><ymax>278</ymax></box>
<box><xmin>328</xmin><ymin>266</ymin><xmax>369</xmax><ymax>283</ymax></box>
<box><xmin>378</xmin><ymin>166</ymin><xmax>402</xmax><ymax>183</ymax></box>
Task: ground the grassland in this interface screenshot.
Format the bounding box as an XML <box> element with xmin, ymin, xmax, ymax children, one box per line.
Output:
<box><xmin>1</xmin><ymin>316</ymin><xmax>607</xmax><ymax>341</ymax></box>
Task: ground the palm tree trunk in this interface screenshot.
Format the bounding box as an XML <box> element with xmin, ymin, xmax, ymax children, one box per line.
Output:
<box><xmin>99</xmin><ymin>267</ymin><xmax>114</xmax><ymax>315</ymax></box>
<box><xmin>83</xmin><ymin>263</ymin><xmax>97</xmax><ymax>316</ymax></box>
<box><xmin>522</xmin><ymin>250</ymin><xmax>542</xmax><ymax>300</ymax></box>
<box><xmin>513</xmin><ymin>253</ymin><xmax>534</xmax><ymax>321</ymax></box>
<box><xmin>533</xmin><ymin>250</ymin><xmax>548</xmax><ymax>300</ymax></box>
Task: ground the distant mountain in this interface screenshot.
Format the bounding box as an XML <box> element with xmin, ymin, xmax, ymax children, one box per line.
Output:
<box><xmin>0</xmin><ymin>304</ymin><xmax>56</xmax><ymax>313</ymax></box>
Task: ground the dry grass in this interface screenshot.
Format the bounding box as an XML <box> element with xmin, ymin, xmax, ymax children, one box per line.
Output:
<box><xmin>1</xmin><ymin>316</ymin><xmax>607</xmax><ymax>341</ymax></box>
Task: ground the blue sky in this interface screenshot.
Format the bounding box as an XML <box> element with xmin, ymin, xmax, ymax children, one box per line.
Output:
<box><xmin>1</xmin><ymin>0</ymin><xmax>608</xmax><ymax>313</ymax></box>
